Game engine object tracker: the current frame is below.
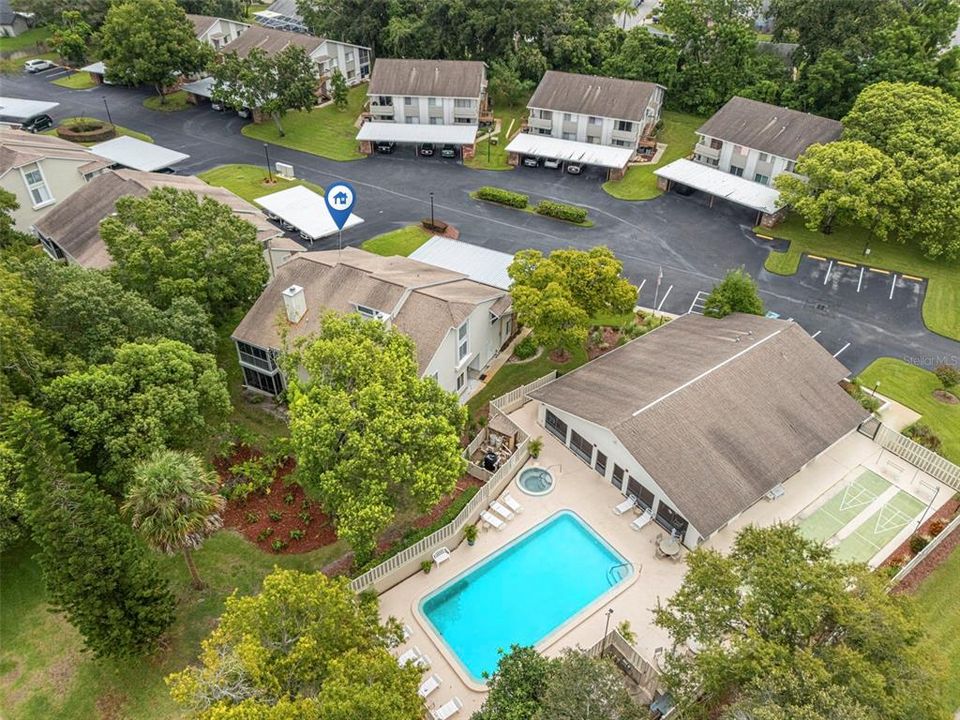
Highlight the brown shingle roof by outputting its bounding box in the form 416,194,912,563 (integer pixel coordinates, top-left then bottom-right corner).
185,13,218,36
232,247,507,373
368,59,486,98
528,70,662,123
33,169,280,269
0,128,105,176
697,96,843,160
220,25,323,58
529,314,868,537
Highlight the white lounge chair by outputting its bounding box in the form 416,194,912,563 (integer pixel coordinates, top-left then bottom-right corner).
397,646,422,666
432,697,463,720
401,623,413,641
613,496,636,515
630,509,653,531
481,511,504,530
433,547,451,566
415,653,431,670
502,493,523,514
419,673,441,698
489,500,514,520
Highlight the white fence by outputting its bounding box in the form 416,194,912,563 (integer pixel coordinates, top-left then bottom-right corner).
491,371,557,414
889,511,960,586
873,423,960,490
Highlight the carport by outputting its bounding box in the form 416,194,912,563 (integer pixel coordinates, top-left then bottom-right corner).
79,61,107,85
0,98,59,127
356,122,478,159
181,77,215,105
90,136,190,173
654,158,785,227
254,185,364,242
504,133,634,180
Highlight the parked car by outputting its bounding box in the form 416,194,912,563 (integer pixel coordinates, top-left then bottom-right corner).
440,144,457,158
566,163,583,175
419,143,435,156
23,59,56,73
154,167,178,175
20,114,54,133
211,100,226,111
674,184,695,196
522,156,540,167
236,107,252,119
376,141,396,153
543,157,560,169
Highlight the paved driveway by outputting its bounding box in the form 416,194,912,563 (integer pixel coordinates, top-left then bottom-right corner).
6,73,959,374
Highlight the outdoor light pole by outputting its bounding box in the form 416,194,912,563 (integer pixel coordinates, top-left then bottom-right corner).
429,191,435,227
263,143,273,183
102,96,114,127
602,608,614,654
872,381,880,398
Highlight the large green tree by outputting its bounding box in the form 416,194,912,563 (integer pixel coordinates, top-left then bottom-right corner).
0,440,24,552
537,649,641,720
167,568,415,718
3,406,175,659
123,450,225,590
43,340,231,492
473,645,554,720
601,26,679,89
0,262,41,402
653,524,943,720
285,313,466,562
212,46,319,137
98,0,214,101
703,268,764,318
100,187,269,314
49,10,93,65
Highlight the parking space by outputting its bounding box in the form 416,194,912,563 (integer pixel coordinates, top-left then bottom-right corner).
797,255,925,315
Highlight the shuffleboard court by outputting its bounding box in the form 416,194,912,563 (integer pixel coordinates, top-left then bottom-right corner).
797,468,891,542
833,489,926,563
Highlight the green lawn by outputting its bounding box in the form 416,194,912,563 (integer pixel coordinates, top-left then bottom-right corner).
242,85,367,161
762,214,960,341
0,27,52,53
198,164,325,205
858,358,960,465
0,534,345,720
0,50,57,74
51,72,96,90
911,541,960,714
602,110,705,200
245,2,271,20
143,90,192,112
43,117,153,145
361,225,432,257
465,102,528,171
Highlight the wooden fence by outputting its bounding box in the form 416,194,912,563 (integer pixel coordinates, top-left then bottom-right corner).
873,423,960,490
586,630,665,706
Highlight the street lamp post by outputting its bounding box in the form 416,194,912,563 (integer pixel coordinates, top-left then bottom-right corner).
601,608,614,655
263,143,273,183
102,96,114,127
429,191,435,228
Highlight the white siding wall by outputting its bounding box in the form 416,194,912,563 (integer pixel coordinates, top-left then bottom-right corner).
527,86,664,147
319,40,372,83
202,18,250,48
423,300,508,398
698,134,793,185
1,158,90,230
535,401,703,547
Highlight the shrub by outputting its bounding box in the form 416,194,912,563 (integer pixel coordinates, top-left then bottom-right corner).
534,199,588,224
421,218,449,233
909,534,929,554
256,527,274,542
289,529,305,540
475,186,528,208
934,363,960,389
529,436,543,459
301,499,312,510
283,492,295,505
421,560,433,574
928,518,947,536
244,511,260,524
268,510,282,522
513,336,538,360
464,524,478,543
271,539,287,553
904,422,943,453
298,510,313,524
844,380,882,414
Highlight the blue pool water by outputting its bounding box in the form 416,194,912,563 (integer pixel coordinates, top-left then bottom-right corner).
420,511,630,681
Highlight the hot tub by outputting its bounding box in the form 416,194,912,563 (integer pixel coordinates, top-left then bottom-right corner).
517,466,555,496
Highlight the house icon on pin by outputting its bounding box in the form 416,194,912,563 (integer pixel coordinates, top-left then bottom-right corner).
332,191,349,206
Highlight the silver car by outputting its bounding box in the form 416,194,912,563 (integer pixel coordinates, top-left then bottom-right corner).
24,58,56,73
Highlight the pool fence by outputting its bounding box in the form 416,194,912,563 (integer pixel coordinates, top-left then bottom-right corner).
586,629,666,708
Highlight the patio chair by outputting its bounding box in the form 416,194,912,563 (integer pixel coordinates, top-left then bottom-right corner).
489,500,514,520
502,493,523,514
415,653,431,670
630,508,653,531
396,646,422,666
418,673,442,699
613,496,636,515
480,511,504,530
401,623,413,641
432,697,464,720
432,547,451,566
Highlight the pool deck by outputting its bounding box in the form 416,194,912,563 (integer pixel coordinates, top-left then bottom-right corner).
377,398,952,716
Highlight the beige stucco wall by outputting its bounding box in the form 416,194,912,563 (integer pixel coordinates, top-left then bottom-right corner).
1,158,89,231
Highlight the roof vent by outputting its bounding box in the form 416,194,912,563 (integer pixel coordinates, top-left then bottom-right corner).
282,284,306,323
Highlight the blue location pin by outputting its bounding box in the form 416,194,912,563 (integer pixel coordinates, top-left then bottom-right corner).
324,181,356,230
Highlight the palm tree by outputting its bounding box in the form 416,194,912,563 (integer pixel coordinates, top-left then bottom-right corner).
123,449,225,590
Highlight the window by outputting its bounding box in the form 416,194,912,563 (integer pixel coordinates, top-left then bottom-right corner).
538,110,552,120
730,166,744,177
347,69,355,79
562,132,576,141
594,450,607,477
611,139,630,147
616,120,633,132
538,127,551,135
428,97,440,107
457,320,469,362
356,304,387,320
626,477,655,511
709,138,722,150
404,96,414,106
545,410,567,442
429,116,442,125
563,112,574,122
454,98,473,108
754,173,769,185
455,116,474,124
456,372,466,391
733,144,747,155
39,234,65,260
586,136,598,144
236,341,276,372
22,163,52,207
655,502,689,536
405,116,419,124
375,96,392,106
588,115,601,125
569,430,592,464
242,366,283,396
611,464,625,490
345,50,354,62
785,160,796,172
758,152,769,163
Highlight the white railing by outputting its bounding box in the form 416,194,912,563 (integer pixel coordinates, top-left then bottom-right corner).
889,511,960,586
873,423,960,490
491,371,557,414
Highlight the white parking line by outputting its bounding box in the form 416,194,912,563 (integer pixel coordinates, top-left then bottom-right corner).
823,259,834,285
637,278,647,295
889,274,898,300
656,284,673,311
811,330,822,339
833,342,851,358
857,266,865,292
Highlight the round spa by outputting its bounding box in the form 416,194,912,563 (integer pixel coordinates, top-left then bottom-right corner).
517,466,555,496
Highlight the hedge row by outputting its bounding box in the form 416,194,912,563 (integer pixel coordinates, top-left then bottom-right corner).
476,186,528,208
535,199,588,224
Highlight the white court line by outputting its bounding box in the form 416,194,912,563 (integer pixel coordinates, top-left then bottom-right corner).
823,260,834,285
811,330,822,338
857,266,865,292
888,274,897,300
656,284,673,311
637,278,647,294
833,342,851,358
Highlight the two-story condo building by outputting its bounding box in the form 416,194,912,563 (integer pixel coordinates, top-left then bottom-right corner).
507,70,665,180
655,96,842,226
186,13,250,50
232,247,513,400
357,59,489,160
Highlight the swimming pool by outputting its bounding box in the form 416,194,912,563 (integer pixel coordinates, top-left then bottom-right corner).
419,510,631,682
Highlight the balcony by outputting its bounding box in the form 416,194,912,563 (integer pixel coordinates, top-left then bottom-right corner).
453,105,476,118
370,102,394,116
694,142,721,160
428,105,444,118
611,128,638,143
585,123,602,138
562,120,578,135
528,116,552,131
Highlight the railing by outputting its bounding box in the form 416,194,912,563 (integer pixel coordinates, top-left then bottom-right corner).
889,511,960,586
527,116,552,130
873,423,960,490
586,630,663,703
693,142,720,160
490,371,557,414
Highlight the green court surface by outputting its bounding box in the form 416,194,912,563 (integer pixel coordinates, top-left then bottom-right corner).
833,489,926,563
798,468,891,542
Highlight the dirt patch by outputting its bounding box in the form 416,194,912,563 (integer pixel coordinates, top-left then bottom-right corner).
932,389,958,405
587,327,622,360
96,690,128,720
549,348,571,363
885,497,960,593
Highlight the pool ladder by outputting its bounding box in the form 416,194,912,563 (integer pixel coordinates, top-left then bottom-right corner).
607,561,635,586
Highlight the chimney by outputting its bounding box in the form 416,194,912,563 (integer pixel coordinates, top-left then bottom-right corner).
282,284,306,323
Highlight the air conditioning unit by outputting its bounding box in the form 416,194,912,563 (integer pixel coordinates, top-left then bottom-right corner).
275,162,294,179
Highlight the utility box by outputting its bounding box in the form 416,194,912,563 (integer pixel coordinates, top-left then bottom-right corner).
275,162,294,179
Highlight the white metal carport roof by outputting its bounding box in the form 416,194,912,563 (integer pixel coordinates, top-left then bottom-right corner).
90,136,190,172
654,158,781,214
0,97,59,120
409,236,514,290
254,185,364,240
181,77,216,98
356,121,478,145
505,132,634,169
80,61,106,74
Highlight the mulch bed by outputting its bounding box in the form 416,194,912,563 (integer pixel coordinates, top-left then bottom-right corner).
587,327,622,361
932,389,958,405
884,496,960,593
